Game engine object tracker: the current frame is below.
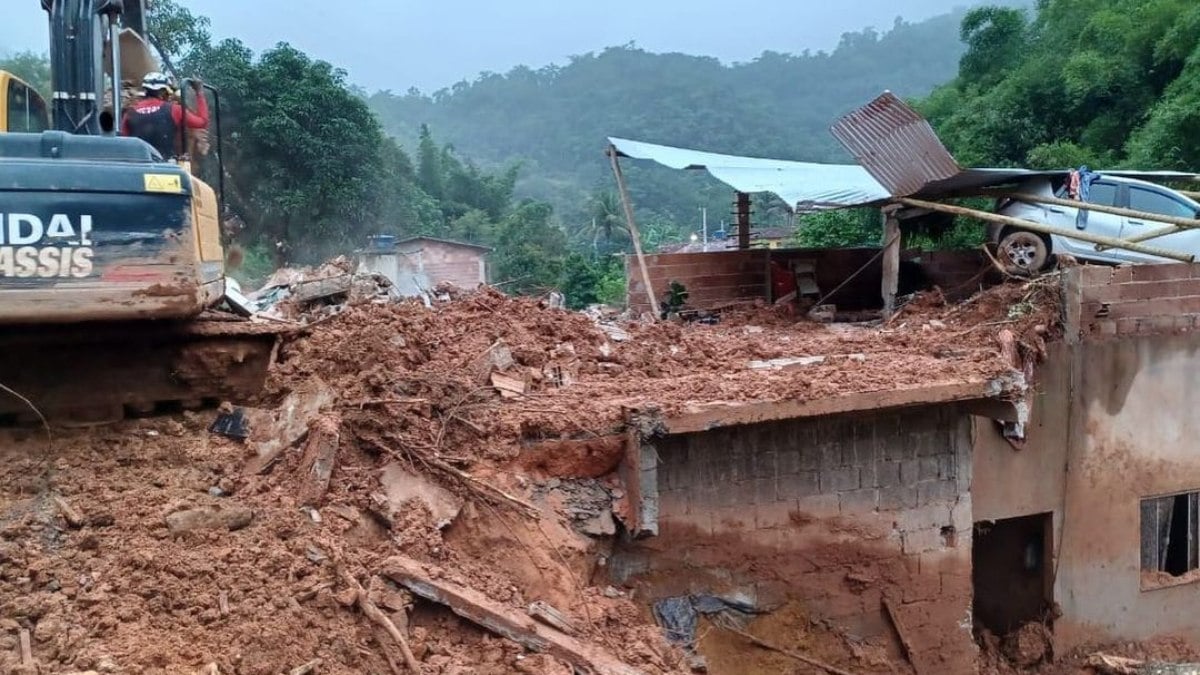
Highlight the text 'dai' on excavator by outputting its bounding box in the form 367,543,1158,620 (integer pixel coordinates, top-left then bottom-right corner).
0,0,280,424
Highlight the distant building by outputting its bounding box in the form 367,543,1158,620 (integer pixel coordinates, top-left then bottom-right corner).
660,226,794,254
359,235,491,296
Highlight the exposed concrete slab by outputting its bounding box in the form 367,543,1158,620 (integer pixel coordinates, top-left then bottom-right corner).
662,378,1021,434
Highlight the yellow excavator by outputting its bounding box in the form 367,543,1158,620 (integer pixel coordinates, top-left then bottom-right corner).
0,0,278,423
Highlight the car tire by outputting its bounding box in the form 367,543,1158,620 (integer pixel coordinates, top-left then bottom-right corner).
997,229,1051,275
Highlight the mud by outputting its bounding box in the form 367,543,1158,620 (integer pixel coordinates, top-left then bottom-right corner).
0,277,1067,673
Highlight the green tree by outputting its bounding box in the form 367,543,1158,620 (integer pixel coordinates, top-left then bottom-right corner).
491,200,568,294
416,124,443,200
147,0,212,63
0,51,50,95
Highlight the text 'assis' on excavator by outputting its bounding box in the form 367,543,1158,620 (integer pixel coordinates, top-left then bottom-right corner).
0,0,280,424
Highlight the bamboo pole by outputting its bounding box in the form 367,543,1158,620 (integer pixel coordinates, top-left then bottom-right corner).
1097,223,1180,249
898,197,1194,263
608,146,661,318
998,191,1200,230
1181,190,1200,200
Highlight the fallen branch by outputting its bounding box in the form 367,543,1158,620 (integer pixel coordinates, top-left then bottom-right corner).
426,454,540,519
289,659,322,675
1087,653,1200,675
364,434,540,520
337,566,421,673
377,628,405,675
52,495,84,528
713,616,853,675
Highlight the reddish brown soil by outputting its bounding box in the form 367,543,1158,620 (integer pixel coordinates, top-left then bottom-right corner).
0,278,1064,673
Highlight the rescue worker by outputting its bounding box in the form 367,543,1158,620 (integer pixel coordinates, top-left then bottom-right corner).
120,72,208,159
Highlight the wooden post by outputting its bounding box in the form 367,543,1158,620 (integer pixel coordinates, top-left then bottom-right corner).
881,208,901,318
899,197,1194,262
608,146,660,318
736,192,752,250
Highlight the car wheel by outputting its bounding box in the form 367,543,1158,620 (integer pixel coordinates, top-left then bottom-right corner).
998,230,1050,275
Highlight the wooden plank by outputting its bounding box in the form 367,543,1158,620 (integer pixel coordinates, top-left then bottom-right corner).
882,211,901,318
608,147,660,318
383,556,643,675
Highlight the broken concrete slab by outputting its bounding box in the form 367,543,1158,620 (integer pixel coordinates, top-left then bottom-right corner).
472,340,516,383
382,556,643,675
379,462,462,530
291,275,353,304
245,378,336,474
165,506,254,535
579,510,616,537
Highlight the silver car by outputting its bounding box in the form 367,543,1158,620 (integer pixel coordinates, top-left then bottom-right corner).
991,176,1200,273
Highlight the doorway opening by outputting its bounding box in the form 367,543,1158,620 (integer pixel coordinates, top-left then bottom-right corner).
973,513,1053,634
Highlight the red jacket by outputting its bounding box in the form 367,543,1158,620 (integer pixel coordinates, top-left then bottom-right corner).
120,94,209,136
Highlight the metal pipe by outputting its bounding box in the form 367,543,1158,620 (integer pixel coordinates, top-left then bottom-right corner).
898,197,1195,263
203,83,226,219
109,13,121,134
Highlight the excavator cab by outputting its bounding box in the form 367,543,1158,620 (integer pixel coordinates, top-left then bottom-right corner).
0,1,274,423
0,72,51,133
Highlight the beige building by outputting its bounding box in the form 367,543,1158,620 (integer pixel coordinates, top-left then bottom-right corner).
359,236,490,296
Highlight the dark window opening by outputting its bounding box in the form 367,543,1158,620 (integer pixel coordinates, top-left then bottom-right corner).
973,513,1053,635
1140,492,1199,587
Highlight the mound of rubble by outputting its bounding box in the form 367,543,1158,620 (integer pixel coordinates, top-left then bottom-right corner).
0,276,1062,674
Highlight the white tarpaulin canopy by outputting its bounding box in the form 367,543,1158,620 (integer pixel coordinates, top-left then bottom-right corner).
608,136,891,212
608,135,1200,213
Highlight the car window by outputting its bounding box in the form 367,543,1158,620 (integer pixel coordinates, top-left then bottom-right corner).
1087,182,1119,207
1129,187,1196,219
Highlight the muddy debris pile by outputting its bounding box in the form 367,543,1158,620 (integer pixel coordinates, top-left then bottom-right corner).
0,276,1063,674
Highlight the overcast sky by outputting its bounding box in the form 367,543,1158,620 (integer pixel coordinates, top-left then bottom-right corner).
1,0,968,93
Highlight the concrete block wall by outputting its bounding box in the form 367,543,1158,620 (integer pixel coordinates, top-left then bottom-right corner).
1069,263,1200,340
622,404,976,673
625,248,989,315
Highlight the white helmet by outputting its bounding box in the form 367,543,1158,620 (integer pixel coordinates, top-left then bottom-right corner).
142,71,172,93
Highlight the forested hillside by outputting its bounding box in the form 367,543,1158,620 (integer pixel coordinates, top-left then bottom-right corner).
922,0,1200,171
369,12,972,227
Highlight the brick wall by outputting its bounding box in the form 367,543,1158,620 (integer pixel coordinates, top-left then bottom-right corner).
615,405,975,672
1068,263,1200,340
625,248,989,314
396,240,487,289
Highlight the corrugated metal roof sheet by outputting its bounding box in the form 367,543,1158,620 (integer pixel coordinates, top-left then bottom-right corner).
829,91,960,197
607,137,891,212
609,92,1200,212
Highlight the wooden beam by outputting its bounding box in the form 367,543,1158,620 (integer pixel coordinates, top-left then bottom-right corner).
898,197,1194,263
881,210,901,318
383,556,642,675
607,146,660,318
1000,191,1200,230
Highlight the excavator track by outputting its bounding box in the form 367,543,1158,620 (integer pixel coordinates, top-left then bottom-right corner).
0,315,284,425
